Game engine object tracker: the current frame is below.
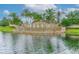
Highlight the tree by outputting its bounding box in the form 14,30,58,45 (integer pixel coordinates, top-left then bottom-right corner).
9,12,22,25
21,9,33,18
67,10,79,19
43,8,56,23
22,8,56,23
0,17,9,26
61,18,72,26
22,9,42,22
31,12,42,22
61,10,79,26
21,9,33,23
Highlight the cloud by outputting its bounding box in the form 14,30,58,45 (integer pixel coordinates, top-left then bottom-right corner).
24,4,57,12
64,8,79,14
67,8,79,11
3,10,10,15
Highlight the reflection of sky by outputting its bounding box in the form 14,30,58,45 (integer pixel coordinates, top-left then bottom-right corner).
0,4,79,23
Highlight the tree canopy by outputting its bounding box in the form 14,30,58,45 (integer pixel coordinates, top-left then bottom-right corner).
0,17,10,26
8,12,23,25
22,8,56,23
61,10,79,26
42,8,56,23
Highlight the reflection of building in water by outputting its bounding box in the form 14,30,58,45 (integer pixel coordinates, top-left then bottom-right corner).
32,36,53,53
12,34,53,54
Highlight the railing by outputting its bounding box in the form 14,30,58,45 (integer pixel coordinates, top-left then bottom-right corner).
13,24,62,35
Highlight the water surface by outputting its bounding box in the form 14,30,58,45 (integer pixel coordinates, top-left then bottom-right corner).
0,32,79,54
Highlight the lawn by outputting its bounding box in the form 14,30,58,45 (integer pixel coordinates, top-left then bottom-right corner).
66,28,79,35
0,26,15,32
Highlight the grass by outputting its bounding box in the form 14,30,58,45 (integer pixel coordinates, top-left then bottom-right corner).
66,28,79,35
64,28,79,50
0,26,15,32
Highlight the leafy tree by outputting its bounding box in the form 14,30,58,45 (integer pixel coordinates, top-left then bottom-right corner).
61,18,72,26
21,9,33,23
61,10,79,26
31,12,42,22
22,9,42,22
67,10,79,19
22,8,56,23
0,17,9,26
43,8,56,23
21,9,33,17
9,12,22,25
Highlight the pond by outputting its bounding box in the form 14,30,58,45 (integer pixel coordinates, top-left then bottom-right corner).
0,32,79,54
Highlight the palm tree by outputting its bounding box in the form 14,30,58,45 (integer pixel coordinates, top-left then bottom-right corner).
67,10,79,19
9,12,22,25
43,8,56,23
65,10,79,25
57,9,66,23
21,9,32,17
31,12,42,22
22,8,57,24
57,10,61,23
22,9,42,22
21,9,33,24
0,17,10,26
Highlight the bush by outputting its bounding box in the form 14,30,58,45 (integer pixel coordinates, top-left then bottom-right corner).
61,18,71,26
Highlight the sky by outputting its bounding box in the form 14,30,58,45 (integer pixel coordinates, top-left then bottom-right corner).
0,4,79,20
56,4,79,9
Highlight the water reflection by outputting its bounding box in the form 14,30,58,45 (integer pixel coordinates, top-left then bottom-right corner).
63,35,79,53
0,32,79,54
0,32,55,54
